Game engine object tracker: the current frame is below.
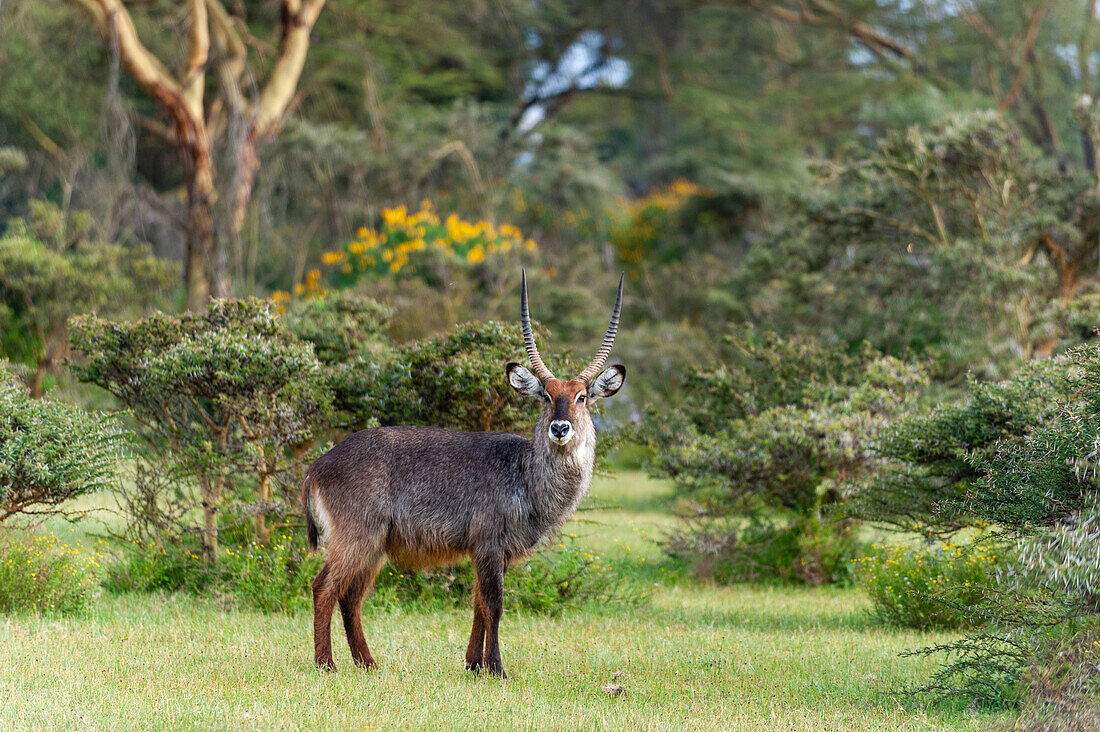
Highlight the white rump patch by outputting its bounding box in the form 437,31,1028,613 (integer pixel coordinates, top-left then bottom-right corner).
311,491,333,545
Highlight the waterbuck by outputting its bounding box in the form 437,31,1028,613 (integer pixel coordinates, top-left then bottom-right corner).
302,271,625,677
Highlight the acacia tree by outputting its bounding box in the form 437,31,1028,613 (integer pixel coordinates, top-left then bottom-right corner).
70,299,332,560
61,0,328,310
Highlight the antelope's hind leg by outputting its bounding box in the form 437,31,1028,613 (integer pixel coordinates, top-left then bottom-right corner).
312,562,339,671
465,582,486,672
340,555,384,669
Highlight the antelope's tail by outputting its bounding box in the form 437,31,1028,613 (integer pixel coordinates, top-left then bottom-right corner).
302,474,319,553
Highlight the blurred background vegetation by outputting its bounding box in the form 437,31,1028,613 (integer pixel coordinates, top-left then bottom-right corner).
5,0,1100,721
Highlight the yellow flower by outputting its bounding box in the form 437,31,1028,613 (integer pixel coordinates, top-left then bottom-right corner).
467,245,485,263
321,251,346,265
381,249,394,263
525,238,538,251
382,205,407,225
357,226,369,238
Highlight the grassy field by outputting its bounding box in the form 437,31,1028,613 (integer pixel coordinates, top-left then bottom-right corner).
0,472,1003,730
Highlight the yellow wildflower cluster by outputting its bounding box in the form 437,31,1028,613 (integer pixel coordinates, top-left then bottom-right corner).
335,201,536,278
0,533,102,612
612,178,709,273
277,200,537,304
854,539,1002,629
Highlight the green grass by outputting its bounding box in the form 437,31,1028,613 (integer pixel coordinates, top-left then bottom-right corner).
0,473,1003,730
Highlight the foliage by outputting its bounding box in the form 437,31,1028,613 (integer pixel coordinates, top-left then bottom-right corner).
854,540,1003,630
665,515,865,586
280,292,392,365
342,319,584,434
371,534,643,615
611,179,761,276
736,112,1090,379
863,343,1100,708
0,201,174,395
69,299,333,560
850,356,1075,538
0,365,124,522
645,330,926,583
1011,623,1100,730
287,202,540,299
0,531,101,614
105,532,639,616
1015,494,1100,613
104,533,324,615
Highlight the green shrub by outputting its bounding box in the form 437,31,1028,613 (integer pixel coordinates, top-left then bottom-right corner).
106,533,640,616
372,537,642,615
666,517,865,586
70,299,333,561
104,534,323,614
1012,622,1100,729
0,200,173,396
855,540,1003,630
850,356,1075,538
0,367,125,522
226,534,326,613
0,531,100,614
645,331,925,584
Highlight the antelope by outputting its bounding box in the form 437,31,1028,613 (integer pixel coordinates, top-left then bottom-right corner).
302,271,625,678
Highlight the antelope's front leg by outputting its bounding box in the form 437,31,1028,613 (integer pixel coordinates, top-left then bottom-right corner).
475,554,507,679
465,582,486,672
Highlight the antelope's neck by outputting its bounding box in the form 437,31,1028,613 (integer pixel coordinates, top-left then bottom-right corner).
525,420,597,532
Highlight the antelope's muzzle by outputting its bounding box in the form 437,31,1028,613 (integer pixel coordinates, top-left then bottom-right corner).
549,420,574,445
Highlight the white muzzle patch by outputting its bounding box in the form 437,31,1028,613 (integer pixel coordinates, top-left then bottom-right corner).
548,420,574,445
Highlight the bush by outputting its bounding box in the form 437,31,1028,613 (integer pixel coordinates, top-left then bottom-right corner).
104,533,324,614
0,531,100,614
850,356,1076,538
1012,623,1100,729
0,200,174,396
285,201,539,298
341,319,584,433
372,535,643,614
855,539,1003,630
645,331,925,583
70,299,333,560
0,366,125,522
106,532,641,616
665,517,865,586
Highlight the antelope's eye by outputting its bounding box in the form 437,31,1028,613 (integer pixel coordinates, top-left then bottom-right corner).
577,393,587,403
542,392,551,403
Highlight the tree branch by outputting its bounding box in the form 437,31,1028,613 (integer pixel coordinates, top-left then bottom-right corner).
997,5,1048,112
733,0,915,64
182,0,210,115
62,0,186,117
254,0,327,137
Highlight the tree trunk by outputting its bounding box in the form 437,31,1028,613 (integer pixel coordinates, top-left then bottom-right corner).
185,146,217,311
201,476,222,565
254,471,272,543
30,359,48,399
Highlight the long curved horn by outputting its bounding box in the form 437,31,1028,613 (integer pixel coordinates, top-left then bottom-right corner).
520,269,556,381
576,273,624,384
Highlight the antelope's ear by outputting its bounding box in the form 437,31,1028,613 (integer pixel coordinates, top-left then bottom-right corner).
506,362,543,397
589,364,625,399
